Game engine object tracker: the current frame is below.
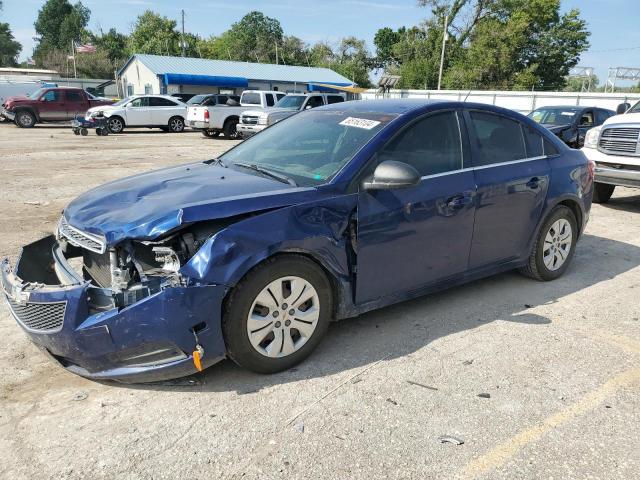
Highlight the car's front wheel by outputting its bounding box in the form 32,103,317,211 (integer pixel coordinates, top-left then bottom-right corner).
107,116,124,134
223,256,332,373
592,183,615,204
520,205,578,281
16,110,36,128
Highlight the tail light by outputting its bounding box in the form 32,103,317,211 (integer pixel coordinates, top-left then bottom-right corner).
587,159,595,181
204,109,209,121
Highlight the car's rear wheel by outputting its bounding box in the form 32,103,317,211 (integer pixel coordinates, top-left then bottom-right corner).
223,118,239,139
16,110,36,128
202,129,220,138
107,116,124,134
223,256,332,373
520,205,578,281
592,183,615,204
168,116,185,133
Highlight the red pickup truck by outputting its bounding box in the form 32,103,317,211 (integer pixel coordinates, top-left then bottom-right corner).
1,87,115,128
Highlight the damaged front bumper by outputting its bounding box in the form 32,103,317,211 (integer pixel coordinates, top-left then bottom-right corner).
1,108,15,121
1,235,227,383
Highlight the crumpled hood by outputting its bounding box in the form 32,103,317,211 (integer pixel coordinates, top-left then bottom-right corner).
64,162,321,245
3,95,29,106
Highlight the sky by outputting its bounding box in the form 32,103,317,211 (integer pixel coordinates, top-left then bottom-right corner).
3,0,639,87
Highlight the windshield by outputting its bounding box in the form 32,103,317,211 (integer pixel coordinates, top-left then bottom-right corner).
112,97,131,107
628,101,640,113
241,92,261,105
528,108,579,125
187,94,208,105
28,88,46,99
220,110,396,187
275,96,305,109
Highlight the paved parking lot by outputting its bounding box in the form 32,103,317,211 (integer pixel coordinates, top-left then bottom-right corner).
0,124,639,480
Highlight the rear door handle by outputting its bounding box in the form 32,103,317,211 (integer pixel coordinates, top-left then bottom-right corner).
526,177,540,189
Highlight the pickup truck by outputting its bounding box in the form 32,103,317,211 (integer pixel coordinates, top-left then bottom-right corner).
186,90,285,139
582,100,640,202
237,92,346,137
1,87,115,128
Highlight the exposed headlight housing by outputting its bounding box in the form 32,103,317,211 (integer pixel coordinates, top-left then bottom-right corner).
257,115,268,125
584,126,601,149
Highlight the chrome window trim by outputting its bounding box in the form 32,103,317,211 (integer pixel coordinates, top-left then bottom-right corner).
419,155,548,180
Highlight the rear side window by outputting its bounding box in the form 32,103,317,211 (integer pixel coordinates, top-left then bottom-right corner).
377,111,463,177
595,109,611,125
327,95,345,104
266,94,275,107
544,139,560,156
522,124,544,158
468,111,526,166
65,91,83,102
150,97,179,107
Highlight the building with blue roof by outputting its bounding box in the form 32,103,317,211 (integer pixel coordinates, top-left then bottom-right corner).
117,54,354,97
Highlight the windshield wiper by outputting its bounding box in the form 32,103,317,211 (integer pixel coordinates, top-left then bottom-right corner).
233,162,297,186
204,157,226,167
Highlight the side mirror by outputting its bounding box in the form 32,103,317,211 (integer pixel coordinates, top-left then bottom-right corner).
305,104,313,110
362,161,421,191
616,103,630,114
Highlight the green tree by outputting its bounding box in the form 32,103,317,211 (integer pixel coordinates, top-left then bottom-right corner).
0,2,22,66
225,11,283,63
93,28,128,63
373,27,401,68
33,0,90,61
128,10,181,56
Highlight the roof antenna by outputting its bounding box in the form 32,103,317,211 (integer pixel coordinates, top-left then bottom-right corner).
463,90,471,102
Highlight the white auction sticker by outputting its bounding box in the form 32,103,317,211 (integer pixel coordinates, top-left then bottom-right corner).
339,117,381,130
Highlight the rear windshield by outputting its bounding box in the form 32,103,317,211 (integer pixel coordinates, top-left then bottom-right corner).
241,92,261,105
187,95,209,105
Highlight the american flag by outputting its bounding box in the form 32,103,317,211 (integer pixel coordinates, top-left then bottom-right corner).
74,41,97,53
26,58,36,66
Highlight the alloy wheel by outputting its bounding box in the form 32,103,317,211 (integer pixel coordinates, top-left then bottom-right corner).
108,117,123,133
18,113,34,127
543,219,573,271
170,117,184,132
246,276,320,358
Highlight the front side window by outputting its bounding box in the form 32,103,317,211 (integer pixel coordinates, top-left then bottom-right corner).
41,90,60,102
468,111,526,166
220,110,395,186
129,97,148,108
266,94,275,107
306,96,324,109
579,111,594,127
376,111,463,177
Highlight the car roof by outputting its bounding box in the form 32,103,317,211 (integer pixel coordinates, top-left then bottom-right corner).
320,99,449,115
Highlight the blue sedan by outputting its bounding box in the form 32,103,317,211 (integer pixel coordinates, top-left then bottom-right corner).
1,100,594,382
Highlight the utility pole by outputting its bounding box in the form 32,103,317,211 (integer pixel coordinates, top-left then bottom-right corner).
275,42,278,65
437,14,449,90
181,9,186,57
71,39,77,79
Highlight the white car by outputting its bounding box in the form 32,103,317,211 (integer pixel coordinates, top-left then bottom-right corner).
86,95,188,134
581,100,640,202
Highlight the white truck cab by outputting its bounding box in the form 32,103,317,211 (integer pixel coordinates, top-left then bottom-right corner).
582,100,640,202
187,90,285,139
237,92,346,137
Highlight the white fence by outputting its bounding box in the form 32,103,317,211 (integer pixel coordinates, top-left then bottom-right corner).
362,89,640,114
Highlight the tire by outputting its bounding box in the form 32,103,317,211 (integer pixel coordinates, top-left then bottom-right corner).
80,128,88,136
592,183,615,204
223,255,333,374
519,205,578,281
168,116,184,133
202,129,220,138
223,117,239,139
107,116,124,134
16,110,36,128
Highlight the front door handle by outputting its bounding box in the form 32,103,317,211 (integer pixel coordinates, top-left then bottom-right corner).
526,177,540,189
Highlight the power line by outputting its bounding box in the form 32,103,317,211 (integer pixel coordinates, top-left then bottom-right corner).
587,45,640,53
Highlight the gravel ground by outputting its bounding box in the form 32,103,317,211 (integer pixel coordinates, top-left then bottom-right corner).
0,124,639,480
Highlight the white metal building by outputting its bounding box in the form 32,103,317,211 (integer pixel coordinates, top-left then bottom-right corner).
117,54,354,97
